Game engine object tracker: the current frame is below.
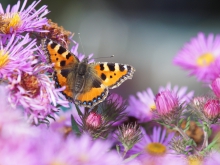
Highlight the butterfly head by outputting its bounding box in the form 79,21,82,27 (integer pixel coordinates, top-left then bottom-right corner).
81,57,90,63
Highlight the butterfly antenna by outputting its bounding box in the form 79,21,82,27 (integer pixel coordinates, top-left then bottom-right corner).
93,55,114,60
78,33,86,55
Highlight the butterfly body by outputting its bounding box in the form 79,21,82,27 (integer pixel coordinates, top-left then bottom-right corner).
42,39,135,108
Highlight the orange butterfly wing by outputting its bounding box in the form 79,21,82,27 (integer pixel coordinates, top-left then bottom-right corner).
42,39,78,100
42,39,136,108
74,62,135,107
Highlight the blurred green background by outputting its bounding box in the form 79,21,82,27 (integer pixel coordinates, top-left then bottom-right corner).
2,0,220,99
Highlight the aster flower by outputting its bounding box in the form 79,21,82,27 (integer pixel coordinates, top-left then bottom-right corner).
38,132,123,165
169,136,193,155
211,77,220,98
204,151,220,165
203,99,220,122
0,84,36,137
116,123,142,156
8,63,69,124
0,34,37,83
78,93,127,139
40,19,72,47
127,127,174,164
155,90,179,116
159,83,194,105
189,97,220,124
0,0,49,35
49,105,85,136
0,135,40,165
173,32,220,82
126,83,193,123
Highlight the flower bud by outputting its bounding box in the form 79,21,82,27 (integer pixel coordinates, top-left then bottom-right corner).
204,99,220,120
86,112,102,130
116,123,142,151
155,90,179,115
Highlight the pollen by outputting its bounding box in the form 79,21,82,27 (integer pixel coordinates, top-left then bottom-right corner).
145,142,166,156
150,103,156,111
0,50,9,68
196,53,215,67
50,161,66,165
20,72,40,98
187,155,203,165
0,13,21,34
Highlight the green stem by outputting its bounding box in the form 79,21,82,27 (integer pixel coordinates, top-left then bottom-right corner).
173,126,200,155
200,126,208,151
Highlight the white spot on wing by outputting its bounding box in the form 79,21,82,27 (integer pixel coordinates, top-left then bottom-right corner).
115,63,119,71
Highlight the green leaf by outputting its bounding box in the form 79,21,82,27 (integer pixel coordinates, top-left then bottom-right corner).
75,104,83,116
156,120,173,129
71,114,81,135
185,139,197,147
205,133,220,152
195,121,203,127
123,153,140,163
178,118,184,126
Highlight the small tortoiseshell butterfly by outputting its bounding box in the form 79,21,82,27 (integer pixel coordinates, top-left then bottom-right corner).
42,39,135,108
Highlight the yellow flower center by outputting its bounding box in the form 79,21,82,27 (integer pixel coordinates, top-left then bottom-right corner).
0,13,21,34
77,154,89,163
145,142,167,156
196,53,215,67
150,103,156,111
187,155,203,165
0,50,9,68
50,161,66,165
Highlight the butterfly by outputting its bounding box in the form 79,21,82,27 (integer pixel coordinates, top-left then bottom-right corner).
42,39,135,108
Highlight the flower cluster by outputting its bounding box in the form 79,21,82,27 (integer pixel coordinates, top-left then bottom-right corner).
2,1,220,165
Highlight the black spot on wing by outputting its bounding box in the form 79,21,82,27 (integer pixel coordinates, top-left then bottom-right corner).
58,46,66,54
101,73,106,81
127,65,131,71
107,63,115,71
92,79,101,88
100,64,104,71
50,42,57,49
60,60,66,66
119,64,125,71
60,69,70,78
66,53,72,59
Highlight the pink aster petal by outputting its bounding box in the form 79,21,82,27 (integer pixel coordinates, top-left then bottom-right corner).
173,32,220,82
0,0,49,34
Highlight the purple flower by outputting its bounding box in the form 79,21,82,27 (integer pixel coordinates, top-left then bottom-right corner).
38,132,123,165
126,88,156,122
8,63,69,124
203,99,220,120
128,127,174,164
204,151,220,164
0,0,49,34
0,84,35,137
0,34,37,83
86,112,103,129
211,77,220,98
159,83,194,105
155,90,179,116
49,105,85,135
126,83,193,123
173,32,220,82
